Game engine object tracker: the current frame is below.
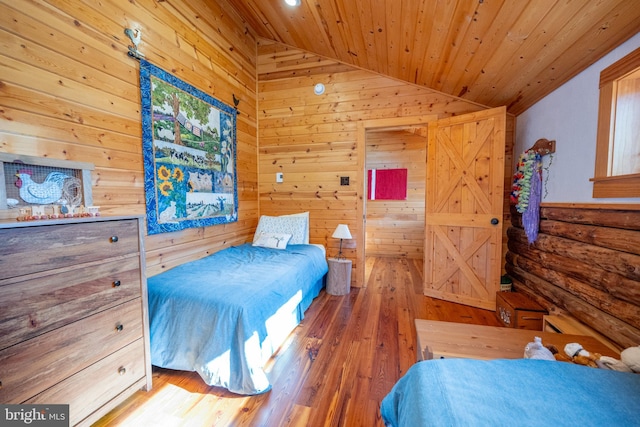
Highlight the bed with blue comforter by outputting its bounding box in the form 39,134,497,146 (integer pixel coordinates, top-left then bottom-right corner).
381,358,640,426
147,243,328,395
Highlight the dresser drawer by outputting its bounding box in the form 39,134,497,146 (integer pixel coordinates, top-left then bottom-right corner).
0,257,142,350
26,339,146,426
0,219,140,280
0,299,143,403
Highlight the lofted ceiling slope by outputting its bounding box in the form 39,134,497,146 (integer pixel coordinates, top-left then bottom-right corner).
223,0,640,115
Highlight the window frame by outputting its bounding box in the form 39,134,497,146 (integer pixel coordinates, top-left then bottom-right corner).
592,46,640,198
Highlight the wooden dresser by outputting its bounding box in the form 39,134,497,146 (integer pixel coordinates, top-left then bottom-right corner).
0,216,151,426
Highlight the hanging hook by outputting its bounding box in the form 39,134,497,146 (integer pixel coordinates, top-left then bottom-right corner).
232,94,240,115
528,138,555,155
124,28,145,60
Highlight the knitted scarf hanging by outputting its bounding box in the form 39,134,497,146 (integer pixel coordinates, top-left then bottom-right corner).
510,150,543,244
522,162,542,243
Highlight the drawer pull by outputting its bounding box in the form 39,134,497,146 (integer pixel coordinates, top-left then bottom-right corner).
118,367,126,376
113,280,121,287
115,323,124,332
110,236,119,243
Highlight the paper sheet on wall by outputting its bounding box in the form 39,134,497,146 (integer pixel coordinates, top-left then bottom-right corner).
367,168,407,200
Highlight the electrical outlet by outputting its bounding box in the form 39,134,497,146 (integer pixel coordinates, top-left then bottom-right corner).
340,176,349,186
276,172,284,183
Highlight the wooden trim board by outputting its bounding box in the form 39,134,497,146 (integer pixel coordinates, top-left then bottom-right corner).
415,319,619,362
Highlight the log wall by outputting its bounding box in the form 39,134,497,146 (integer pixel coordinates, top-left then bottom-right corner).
0,0,259,277
506,204,640,349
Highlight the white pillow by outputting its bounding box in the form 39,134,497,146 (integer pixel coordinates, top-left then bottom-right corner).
252,232,292,250
253,215,307,245
280,211,309,244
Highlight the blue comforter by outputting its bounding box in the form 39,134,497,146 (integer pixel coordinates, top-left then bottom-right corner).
147,243,327,395
381,358,640,427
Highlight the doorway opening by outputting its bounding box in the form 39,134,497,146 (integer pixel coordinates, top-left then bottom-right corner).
364,127,428,260
356,115,436,288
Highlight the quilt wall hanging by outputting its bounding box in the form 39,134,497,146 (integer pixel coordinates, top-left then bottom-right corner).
139,59,238,234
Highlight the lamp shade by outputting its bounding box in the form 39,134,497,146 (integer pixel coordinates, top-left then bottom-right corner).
332,224,352,240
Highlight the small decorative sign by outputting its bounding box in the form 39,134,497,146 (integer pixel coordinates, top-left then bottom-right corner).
1,404,69,426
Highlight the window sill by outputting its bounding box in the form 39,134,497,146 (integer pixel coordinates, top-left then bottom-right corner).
591,174,640,198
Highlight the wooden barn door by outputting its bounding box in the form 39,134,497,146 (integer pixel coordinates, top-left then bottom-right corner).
424,107,506,310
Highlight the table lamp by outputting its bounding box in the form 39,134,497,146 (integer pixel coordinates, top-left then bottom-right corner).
332,224,352,259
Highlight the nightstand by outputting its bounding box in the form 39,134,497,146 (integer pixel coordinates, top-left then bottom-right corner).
326,258,351,295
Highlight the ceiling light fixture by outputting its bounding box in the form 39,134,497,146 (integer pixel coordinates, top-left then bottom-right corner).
284,0,301,6
313,83,325,95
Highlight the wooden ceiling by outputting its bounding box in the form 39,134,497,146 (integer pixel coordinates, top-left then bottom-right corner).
223,0,640,115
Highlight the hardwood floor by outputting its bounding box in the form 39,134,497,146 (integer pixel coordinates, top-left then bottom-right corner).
94,257,501,427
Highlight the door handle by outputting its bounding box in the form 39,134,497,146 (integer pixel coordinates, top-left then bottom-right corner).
491,218,499,225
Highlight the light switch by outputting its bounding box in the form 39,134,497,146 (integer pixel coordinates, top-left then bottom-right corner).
276,172,284,183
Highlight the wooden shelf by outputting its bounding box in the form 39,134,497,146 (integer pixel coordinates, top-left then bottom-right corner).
543,314,622,353
415,319,619,362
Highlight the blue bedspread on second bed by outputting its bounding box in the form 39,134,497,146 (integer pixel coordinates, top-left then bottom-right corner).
381,358,640,427
147,243,328,395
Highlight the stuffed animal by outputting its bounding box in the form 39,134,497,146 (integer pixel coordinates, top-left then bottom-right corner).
598,345,640,373
597,356,633,372
524,337,556,361
621,346,640,372
564,343,601,368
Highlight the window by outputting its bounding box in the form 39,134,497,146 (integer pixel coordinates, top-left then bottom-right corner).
592,46,640,198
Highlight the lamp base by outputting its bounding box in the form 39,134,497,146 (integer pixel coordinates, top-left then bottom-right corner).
336,239,345,260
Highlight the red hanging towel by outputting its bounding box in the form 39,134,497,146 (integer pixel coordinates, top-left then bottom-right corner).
367,168,407,200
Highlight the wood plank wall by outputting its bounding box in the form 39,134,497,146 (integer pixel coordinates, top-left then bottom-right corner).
365,129,427,259
506,204,640,349
1,2,515,287
0,0,258,277
257,39,515,286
